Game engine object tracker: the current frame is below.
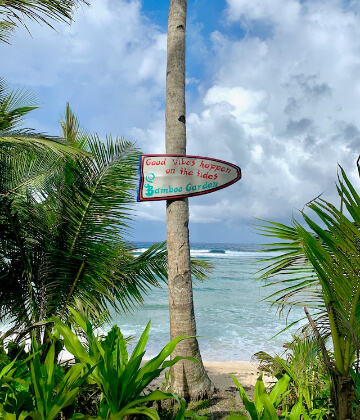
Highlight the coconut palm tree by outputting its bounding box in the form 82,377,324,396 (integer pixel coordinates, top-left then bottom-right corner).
256,163,360,420
0,100,170,343
165,0,214,399
0,0,89,43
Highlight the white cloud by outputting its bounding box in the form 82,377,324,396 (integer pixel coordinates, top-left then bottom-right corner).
129,116,165,154
2,0,360,241
226,0,300,27
203,85,269,128
135,201,165,222
1,0,167,137
82,0,114,27
183,0,360,227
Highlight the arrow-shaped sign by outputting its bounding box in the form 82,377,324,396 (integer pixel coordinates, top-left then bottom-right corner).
137,154,241,201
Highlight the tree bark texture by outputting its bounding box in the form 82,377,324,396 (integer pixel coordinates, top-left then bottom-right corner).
165,0,214,400
331,371,355,420
305,308,355,419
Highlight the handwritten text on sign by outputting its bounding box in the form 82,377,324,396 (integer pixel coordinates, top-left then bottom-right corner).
137,155,241,201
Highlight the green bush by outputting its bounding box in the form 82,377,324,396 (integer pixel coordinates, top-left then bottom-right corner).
254,335,331,419
52,308,198,419
229,373,291,420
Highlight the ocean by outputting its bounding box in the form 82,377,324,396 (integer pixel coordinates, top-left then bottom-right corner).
108,242,304,362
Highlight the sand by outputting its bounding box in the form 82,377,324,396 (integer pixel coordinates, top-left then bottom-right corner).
147,360,275,395
203,361,272,390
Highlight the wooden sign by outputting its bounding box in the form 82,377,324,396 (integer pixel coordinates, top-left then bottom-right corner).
137,154,241,201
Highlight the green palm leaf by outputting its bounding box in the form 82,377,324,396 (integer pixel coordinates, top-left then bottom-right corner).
255,219,322,318
255,164,360,418
1,103,170,338
1,102,211,346
0,0,90,43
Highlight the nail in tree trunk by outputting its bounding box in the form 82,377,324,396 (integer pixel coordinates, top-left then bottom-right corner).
165,0,214,400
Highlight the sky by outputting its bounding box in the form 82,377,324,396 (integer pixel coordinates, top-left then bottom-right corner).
2,0,359,243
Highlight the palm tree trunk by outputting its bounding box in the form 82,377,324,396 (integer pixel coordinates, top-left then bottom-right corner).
165,0,214,400
331,371,355,420
305,309,355,419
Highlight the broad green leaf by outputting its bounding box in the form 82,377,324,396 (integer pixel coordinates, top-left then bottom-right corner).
118,352,145,403
48,387,79,420
30,361,44,415
138,334,187,381
24,412,42,420
124,389,175,410
289,399,302,420
174,398,187,420
254,376,265,416
129,320,150,361
18,412,31,420
231,374,258,420
52,318,91,362
68,306,89,333
115,406,159,420
61,363,84,387
2,413,16,420
162,355,200,369
44,342,55,388
0,358,18,378
258,389,279,420
268,373,290,406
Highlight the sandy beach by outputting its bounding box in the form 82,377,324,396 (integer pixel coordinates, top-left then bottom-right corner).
203,361,273,390
147,360,274,396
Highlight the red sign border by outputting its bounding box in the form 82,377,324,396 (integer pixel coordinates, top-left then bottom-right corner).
137,154,241,202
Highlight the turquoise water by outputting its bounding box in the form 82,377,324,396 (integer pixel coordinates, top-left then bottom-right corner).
108,243,304,362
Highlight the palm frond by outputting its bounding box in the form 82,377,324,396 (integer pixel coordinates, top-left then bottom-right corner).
0,78,39,130
255,165,360,375
0,20,15,43
0,133,88,157
59,102,88,146
190,257,213,282
24,124,159,321
1,102,213,343
254,219,321,317
0,0,90,42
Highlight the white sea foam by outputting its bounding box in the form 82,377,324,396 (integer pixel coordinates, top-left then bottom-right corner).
190,250,280,258
134,248,150,253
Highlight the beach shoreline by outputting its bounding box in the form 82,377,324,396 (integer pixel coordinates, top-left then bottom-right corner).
203,360,271,390
147,360,274,394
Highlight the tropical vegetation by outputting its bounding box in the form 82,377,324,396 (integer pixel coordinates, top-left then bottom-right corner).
230,372,291,420
1,98,173,342
0,308,197,420
255,161,360,419
0,0,89,43
52,308,198,419
0,77,214,418
0,0,218,405
2,0,360,417
251,334,331,419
